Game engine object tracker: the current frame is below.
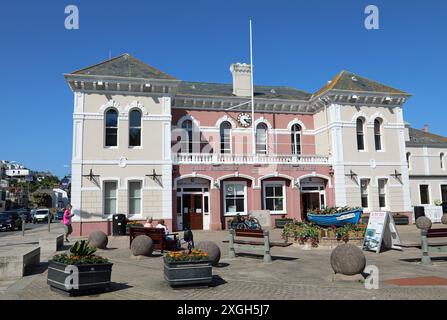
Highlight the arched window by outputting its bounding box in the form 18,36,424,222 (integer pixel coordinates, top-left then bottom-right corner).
406,152,411,169
220,121,232,154
181,120,193,153
256,123,268,154
374,118,382,151
356,118,365,151
441,153,445,169
291,124,302,155
129,110,141,147
105,109,118,147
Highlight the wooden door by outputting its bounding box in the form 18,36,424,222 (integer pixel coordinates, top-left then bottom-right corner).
302,193,320,219
190,194,203,230
182,194,191,230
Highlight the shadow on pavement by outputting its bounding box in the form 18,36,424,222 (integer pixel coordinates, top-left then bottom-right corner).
235,252,298,261
399,256,447,263
210,275,227,287
214,262,230,268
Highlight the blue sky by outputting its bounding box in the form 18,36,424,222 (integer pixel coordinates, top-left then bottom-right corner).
0,0,446,177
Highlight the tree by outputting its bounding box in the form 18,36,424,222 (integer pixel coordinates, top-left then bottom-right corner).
33,193,53,208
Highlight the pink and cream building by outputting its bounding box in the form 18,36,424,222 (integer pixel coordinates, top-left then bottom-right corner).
65,54,418,236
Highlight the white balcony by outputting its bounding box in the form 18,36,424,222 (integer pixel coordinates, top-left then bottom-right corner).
173,153,331,165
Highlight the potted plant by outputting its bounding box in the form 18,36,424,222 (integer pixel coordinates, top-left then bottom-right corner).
275,215,294,229
164,249,212,287
47,240,113,296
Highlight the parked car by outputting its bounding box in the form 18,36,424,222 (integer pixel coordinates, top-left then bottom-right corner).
17,208,31,223
0,211,23,231
33,208,53,224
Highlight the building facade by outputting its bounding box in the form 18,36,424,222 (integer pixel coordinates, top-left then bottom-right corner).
65,54,442,236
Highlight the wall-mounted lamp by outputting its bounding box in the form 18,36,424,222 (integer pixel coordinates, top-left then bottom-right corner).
213,181,220,189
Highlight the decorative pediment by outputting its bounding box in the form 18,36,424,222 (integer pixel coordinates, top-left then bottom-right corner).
125,101,148,115
99,100,122,113
287,118,306,131
215,115,237,129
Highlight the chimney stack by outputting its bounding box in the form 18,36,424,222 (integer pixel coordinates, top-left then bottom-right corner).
230,63,252,97
423,124,429,133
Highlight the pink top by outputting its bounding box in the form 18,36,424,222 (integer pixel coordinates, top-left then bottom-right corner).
63,209,72,225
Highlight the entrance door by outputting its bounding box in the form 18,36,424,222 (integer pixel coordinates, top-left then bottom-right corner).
302,193,320,220
182,194,203,230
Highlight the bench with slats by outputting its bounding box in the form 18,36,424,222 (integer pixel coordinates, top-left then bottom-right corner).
129,227,179,253
228,229,291,262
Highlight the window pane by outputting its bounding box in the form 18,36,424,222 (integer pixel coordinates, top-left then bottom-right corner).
129,128,141,146
361,196,368,208
226,199,236,212
265,198,274,210
129,182,141,198
129,110,141,127
357,134,364,150
379,196,386,208
378,179,386,194
106,128,117,146
204,196,209,213
106,110,118,127
177,197,181,214
129,198,140,215
226,185,234,196
265,186,274,197
235,184,244,195
235,199,245,212
275,186,283,196
104,182,117,198
375,134,382,151
441,185,447,203
105,199,116,215
420,185,429,204
274,198,283,211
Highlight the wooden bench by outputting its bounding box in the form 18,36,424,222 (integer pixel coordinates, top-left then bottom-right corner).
228,229,291,263
129,227,179,253
420,228,447,265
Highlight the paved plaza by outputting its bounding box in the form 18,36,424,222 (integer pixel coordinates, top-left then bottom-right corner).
1,224,447,300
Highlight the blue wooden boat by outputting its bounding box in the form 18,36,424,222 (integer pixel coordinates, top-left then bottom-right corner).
307,209,362,227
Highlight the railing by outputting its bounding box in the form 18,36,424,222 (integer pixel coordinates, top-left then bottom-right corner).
173,153,331,165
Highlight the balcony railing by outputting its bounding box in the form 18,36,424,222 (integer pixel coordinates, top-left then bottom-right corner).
173,153,331,165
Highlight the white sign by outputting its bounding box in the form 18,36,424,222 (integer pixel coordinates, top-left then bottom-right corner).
363,212,401,253
336,213,356,221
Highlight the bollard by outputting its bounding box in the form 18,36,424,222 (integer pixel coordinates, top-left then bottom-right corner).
48,213,51,233
22,218,25,237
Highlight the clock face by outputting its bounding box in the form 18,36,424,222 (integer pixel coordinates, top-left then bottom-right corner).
237,113,252,127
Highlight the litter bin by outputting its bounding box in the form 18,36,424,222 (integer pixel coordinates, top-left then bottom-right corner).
414,206,425,221
112,214,127,236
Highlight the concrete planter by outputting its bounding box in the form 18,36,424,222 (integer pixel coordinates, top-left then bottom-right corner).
47,260,113,296
163,257,212,287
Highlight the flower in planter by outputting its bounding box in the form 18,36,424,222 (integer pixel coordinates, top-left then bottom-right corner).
165,249,209,262
53,240,109,265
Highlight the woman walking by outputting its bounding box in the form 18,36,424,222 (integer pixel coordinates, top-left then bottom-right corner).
63,204,75,242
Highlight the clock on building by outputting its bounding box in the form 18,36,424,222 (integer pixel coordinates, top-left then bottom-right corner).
237,113,252,127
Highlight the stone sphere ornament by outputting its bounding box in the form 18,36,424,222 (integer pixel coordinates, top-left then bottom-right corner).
416,216,432,230
131,235,153,256
330,244,366,276
195,241,221,266
88,231,108,249
441,214,447,225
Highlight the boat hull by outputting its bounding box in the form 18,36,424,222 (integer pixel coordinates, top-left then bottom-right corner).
307,209,362,227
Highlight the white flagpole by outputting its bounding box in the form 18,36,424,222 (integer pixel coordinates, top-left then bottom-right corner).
250,18,256,156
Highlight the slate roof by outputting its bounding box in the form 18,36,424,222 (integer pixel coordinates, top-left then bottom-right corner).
314,70,409,96
178,81,312,101
408,127,447,146
69,54,177,80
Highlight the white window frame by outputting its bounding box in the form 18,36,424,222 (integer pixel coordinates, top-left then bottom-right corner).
223,181,247,216
440,152,445,170
356,118,366,152
263,181,287,214
359,178,370,211
128,109,142,148
418,184,431,205
377,178,388,210
256,123,268,155
104,108,119,148
219,121,232,154
103,180,118,218
374,118,383,152
128,180,143,217
291,124,302,155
